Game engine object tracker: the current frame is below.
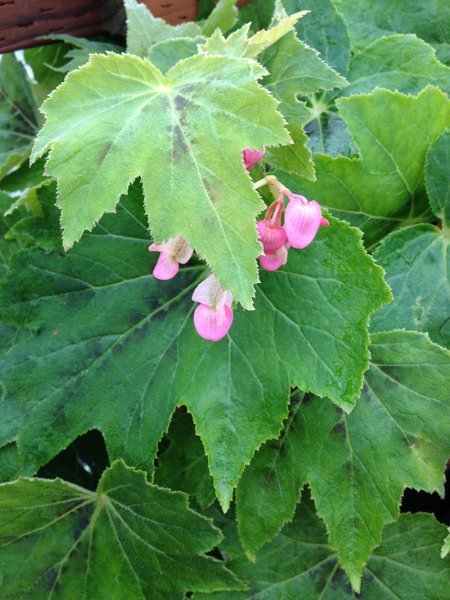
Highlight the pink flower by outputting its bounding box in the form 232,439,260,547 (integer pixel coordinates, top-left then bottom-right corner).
284,195,329,249
243,147,266,171
257,218,286,254
148,235,193,280
192,274,234,342
259,244,288,271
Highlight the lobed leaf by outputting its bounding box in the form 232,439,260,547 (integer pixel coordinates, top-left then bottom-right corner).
0,195,389,510
0,460,240,598
236,330,450,589
31,51,291,307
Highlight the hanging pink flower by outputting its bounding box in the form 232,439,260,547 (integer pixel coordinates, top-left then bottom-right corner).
243,147,266,171
259,244,288,271
284,194,329,249
256,197,286,254
192,274,234,342
148,235,193,280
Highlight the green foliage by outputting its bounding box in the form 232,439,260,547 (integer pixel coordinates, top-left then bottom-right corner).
372,225,449,347
31,52,290,307
335,0,450,64
0,200,388,511
284,0,351,75
0,0,449,595
0,460,240,598
283,86,450,247
425,130,450,228
236,330,450,589
0,55,38,179
198,498,450,599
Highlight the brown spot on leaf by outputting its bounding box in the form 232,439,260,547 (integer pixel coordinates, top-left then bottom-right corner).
98,142,113,165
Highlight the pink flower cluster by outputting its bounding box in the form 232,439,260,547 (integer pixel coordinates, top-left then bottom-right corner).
257,191,329,272
148,148,329,342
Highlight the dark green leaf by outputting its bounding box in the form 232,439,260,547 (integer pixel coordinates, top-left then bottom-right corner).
0,460,240,598
425,129,450,227
371,225,449,347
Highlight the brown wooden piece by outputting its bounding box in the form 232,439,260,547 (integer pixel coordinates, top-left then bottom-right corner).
0,0,251,54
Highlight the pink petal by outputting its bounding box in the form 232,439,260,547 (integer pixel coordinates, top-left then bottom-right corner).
152,252,180,280
284,199,323,249
256,220,287,254
148,243,164,252
243,148,266,171
192,273,229,308
259,245,288,271
321,216,330,226
193,304,234,342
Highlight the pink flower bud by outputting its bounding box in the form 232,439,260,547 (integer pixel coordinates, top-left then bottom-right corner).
193,303,234,342
149,235,193,280
284,199,325,249
256,219,287,254
259,244,288,272
243,147,266,171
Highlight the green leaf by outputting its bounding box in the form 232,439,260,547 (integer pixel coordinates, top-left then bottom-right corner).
343,34,450,96
42,34,123,73
0,460,240,598
234,0,275,32
23,43,69,107
335,0,450,65
31,52,290,308
125,0,201,56
6,183,62,253
148,37,205,72
282,86,450,247
442,530,450,559
0,198,389,510
202,0,239,37
246,10,308,58
0,156,49,217
198,501,450,599
236,329,450,589
261,22,346,176
371,225,449,347
155,412,215,509
0,54,38,179
0,442,20,483
425,129,450,227
284,0,351,75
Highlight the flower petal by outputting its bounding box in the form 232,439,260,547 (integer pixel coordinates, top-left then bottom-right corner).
259,245,288,271
243,148,266,171
256,220,287,254
284,199,323,249
192,273,229,308
152,252,180,280
193,304,234,342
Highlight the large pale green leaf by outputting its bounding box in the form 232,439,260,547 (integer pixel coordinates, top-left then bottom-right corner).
371,225,449,347
125,0,201,56
0,55,38,179
425,129,450,228
0,460,240,598
335,0,450,64
147,37,205,72
236,330,450,590
284,0,351,75
283,86,450,247
198,501,450,599
343,34,450,96
31,52,290,308
0,191,389,510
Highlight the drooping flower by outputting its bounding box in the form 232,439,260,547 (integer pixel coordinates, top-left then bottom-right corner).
259,244,288,272
256,197,286,254
284,194,329,249
148,235,193,280
192,274,233,341
243,147,266,171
